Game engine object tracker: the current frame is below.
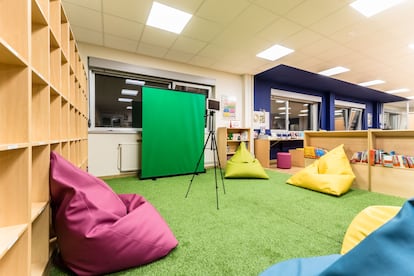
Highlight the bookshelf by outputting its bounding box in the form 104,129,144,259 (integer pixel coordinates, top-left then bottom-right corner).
304,131,370,190
217,127,251,168
0,0,88,275
369,130,414,198
303,130,414,198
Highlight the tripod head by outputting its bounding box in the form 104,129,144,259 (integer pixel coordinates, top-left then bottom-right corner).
206,110,216,132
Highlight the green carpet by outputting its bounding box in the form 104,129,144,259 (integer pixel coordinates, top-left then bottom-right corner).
50,169,405,275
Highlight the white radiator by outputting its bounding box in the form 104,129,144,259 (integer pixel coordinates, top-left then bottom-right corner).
118,143,139,172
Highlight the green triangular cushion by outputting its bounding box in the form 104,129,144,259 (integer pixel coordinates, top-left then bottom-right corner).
224,142,269,179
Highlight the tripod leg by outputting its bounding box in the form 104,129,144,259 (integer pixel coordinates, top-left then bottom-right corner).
212,141,219,210
185,131,212,198
212,132,226,194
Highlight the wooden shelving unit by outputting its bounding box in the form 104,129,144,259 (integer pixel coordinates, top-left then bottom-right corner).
304,130,414,198
304,131,370,190
369,130,414,198
0,0,88,274
217,127,251,168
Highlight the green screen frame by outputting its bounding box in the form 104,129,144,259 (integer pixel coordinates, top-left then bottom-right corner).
140,87,206,179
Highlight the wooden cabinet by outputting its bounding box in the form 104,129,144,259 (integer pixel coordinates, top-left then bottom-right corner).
0,0,88,275
217,127,251,168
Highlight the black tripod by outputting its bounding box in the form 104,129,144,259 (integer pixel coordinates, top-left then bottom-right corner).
185,110,225,210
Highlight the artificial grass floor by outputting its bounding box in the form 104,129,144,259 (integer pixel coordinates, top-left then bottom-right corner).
50,168,405,275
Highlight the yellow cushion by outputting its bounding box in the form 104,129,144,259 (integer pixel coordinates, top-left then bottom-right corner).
318,144,354,175
341,205,401,254
286,144,355,196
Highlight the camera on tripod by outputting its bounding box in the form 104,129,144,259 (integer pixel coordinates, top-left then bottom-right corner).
207,98,220,111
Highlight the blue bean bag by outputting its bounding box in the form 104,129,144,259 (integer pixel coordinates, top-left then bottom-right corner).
260,198,414,276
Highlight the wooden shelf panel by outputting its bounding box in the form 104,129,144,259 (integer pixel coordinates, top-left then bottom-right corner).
0,149,30,226
0,39,28,66
0,0,29,62
371,166,414,198
31,206,49,276
31,78,50,142
0,64,30,144
0,224,27,259
49,0,61,44
32,146,50,203
304,131,368,160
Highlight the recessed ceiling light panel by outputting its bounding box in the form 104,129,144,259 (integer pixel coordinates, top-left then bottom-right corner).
121,89,138,96
256,44,294,61
125,79,145,86
118,98,133,103
350,0,404,18
318,66,350,76
386,88,410,94
146,2,192,34
358,79,385,87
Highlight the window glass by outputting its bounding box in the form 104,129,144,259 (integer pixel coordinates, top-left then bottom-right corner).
334,106,363,130
270,96,318,131
90,71,213,131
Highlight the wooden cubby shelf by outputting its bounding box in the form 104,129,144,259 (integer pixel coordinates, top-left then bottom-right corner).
217,127,251,168
304,130,414,198
0,0,89,274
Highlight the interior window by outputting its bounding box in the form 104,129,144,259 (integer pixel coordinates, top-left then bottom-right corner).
89,70,213,131
270,96,318,131
334,107,363,130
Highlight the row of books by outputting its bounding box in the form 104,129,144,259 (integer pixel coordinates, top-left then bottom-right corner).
351,149,414,168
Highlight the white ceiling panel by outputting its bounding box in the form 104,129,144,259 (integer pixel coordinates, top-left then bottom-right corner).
61,0,414,98
102,0,152,23
136,42,168,58
104,34,138,52
103,15,144,40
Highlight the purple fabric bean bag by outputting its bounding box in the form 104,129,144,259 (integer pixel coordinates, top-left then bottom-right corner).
49,151,178,275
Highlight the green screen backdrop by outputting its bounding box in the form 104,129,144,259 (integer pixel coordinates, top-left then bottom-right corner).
140,87,206,179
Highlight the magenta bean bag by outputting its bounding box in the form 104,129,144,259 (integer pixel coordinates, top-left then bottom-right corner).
49,151,178,275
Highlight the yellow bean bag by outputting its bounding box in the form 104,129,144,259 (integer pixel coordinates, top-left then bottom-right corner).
286,144,355,195
224,142,269,179
341,205,401,254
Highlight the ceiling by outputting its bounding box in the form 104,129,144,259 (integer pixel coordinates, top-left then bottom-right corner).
61,0,414,100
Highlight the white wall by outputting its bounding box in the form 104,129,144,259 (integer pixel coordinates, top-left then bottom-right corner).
78,43,254,177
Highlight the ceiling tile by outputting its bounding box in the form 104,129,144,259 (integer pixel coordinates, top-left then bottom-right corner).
164,49,194,63
104,34,138,53
286,0,349,27
62,2,103,32
257,18,302,43
171,36,207,54
70,25,103,45
140,27,178,48
309,6,362,36
189,55,217,69
62,0,102,11
136,42,168,58
103,15,144,40
196,0,250,25
181,16,222,42
282,28,322,51
159,0,205,13
250,0,305,16
102,0,152,24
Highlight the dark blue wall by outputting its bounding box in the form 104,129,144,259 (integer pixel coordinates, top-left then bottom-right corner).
254,77,381,130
